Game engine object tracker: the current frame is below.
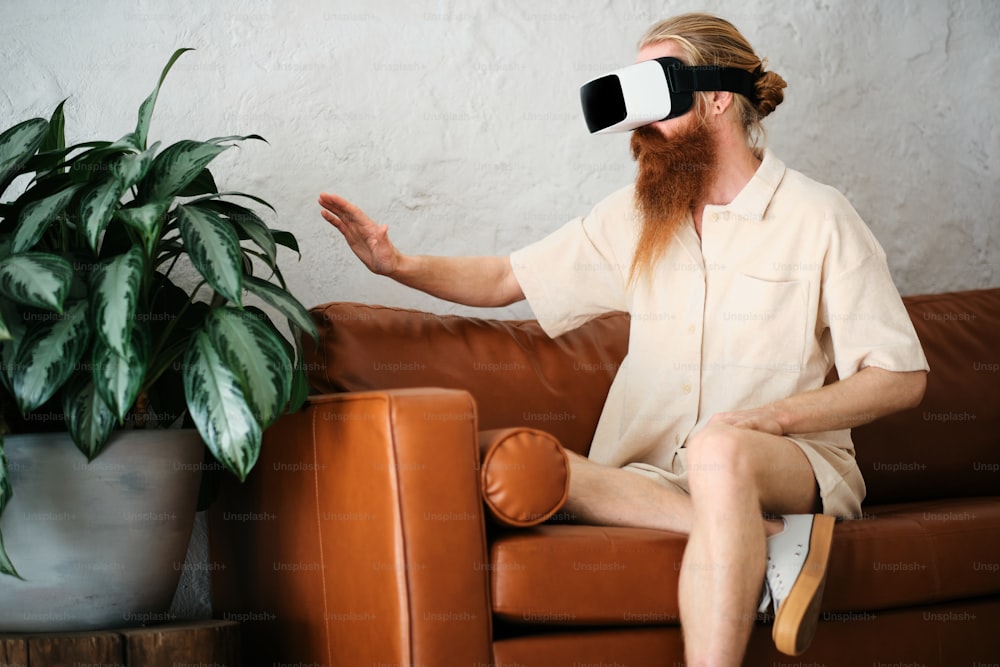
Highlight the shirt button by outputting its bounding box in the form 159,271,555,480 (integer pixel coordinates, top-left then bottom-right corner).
682,383,692,394
687,324,696,334
710,213,719,222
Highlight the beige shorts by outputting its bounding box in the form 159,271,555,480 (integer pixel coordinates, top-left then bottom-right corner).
623,436,866,519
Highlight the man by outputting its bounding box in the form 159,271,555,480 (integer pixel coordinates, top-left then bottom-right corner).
319,13,928,666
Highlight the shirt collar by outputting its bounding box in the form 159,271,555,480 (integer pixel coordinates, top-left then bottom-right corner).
718,148,785,222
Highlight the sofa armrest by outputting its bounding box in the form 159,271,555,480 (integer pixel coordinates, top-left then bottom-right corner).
209,388,492,667
479,427,570,527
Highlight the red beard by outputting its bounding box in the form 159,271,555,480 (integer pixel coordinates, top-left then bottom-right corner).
629,119,717,282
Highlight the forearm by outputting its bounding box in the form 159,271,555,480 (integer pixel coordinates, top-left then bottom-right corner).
391,254,525,308
713,367,927,436
768,367,927,434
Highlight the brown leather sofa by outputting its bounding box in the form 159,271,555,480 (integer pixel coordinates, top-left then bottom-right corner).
210,287,1000,666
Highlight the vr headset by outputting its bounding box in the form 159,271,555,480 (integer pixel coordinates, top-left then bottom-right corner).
580,57,757,134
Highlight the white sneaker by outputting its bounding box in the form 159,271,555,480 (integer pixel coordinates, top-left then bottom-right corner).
764,514,836,656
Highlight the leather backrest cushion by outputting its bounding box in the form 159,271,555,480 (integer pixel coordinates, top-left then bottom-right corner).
305,288,1000,504
305,303,628,454
852,288,1000,505
479,428,569,527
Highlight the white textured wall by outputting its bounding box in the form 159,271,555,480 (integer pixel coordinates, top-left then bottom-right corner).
2,0,997,323
2,0,998,617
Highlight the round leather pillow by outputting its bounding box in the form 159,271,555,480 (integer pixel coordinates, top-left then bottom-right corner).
479,428,570,527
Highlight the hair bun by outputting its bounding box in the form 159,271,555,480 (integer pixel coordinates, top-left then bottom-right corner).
754,70,787,118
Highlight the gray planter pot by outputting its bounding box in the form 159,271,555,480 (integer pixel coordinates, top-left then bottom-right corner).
0,429,204,632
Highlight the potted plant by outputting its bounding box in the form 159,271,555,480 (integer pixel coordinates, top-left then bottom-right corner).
0,48,317,628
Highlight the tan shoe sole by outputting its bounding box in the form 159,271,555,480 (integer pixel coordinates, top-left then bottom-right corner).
772,514,836,656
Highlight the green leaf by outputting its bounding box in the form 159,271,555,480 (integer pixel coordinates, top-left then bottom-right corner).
69,147,127,183
143,140,228,201
288,327,309,413
202,200,277,267
106,132,143,153
115,200,170,258
113,142,159,191
93,325,148,423
90,246,144,357
0,298,26,391
39,99,67,154
79,175,126,252
208,134,267,145
272,230,301,258
115,199,171,258
207,307,291,429
11,183,82,253
177,204,242,305
243,274,318,341
22,140,111,177
135,47,194,150
0,118,48,196
183,330,261,481
187,190,275,214
0,444,22,579
10,300,90,413
0,252,73,312
176,168,218,197
63,374,116,460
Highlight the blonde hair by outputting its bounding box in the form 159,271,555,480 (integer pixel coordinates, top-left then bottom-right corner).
639,13,786,151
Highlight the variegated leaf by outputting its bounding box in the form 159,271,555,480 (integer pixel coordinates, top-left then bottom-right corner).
93,324,148,423
106,132,142,153
206,307,290,429
188,190,275,214
90,246,144,357
135,48,194,150
202,201,277,267
0,118,48,194
12,183,82,253
177,204,242,305
144,140,228,201
288,327,310,413
115,200,170,258
0,443,21,578
243,275,318,341
272,230,301,258
183,330,261,481
10,300,90,413
0,252,73,313
0,298,26,391
79,175,126,253
63,374,116,461
39,100,67,153
176,168,218,197
207,134,267,146
113,142,159,191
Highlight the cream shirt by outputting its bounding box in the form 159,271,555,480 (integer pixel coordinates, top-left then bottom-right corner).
510,150,928,517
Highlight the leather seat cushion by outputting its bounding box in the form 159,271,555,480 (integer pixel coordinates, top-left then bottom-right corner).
491,497,1000,625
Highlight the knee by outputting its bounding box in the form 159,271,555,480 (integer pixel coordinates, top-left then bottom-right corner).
685,425,754,495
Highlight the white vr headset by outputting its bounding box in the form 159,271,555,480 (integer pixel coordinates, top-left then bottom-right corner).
580,57,758,134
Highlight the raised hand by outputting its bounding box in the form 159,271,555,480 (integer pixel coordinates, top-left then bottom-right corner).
318,193,400,276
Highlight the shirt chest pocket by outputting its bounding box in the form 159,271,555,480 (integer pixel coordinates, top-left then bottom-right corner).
716,274,807,372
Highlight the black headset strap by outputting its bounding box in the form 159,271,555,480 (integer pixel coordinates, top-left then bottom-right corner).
660,59,758,104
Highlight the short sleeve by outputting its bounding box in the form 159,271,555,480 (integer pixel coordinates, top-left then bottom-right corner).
822,252,929,379
510,190,633,338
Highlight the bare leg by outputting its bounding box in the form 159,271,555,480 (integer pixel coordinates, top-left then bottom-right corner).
679,424,819,667
560,428,818,666
562,450,695,533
